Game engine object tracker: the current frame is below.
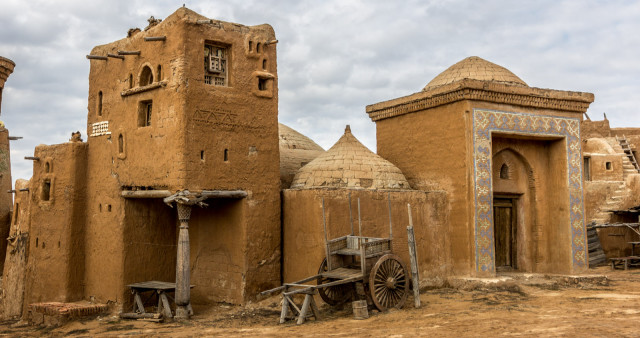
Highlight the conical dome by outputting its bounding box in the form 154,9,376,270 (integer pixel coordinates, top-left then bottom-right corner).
423,56,527,91
279,123,325,189
291,125,411,190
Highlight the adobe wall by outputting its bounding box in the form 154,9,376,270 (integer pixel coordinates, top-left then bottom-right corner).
282,189,449,287
375,101,473,276
23,142,87,305
582,119,611,139
1,179,31,320
0,128,12,272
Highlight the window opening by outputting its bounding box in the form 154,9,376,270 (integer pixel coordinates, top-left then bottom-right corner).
258,78,268,91
200,150,205,161
42,179,51,201
262,59,267,70
99,204,102,212
224,149,229,162
583,157,591,181
97,91,103,116
138,101,152,127
45,162,50,173
36,237,38,248
248,40,253,51
256,42,261,53
129,74,133,89
157,65,162,81
140,66,153,86
204,43,229,86
606,161,612,170
118,134,124,154
499,163,509,179
108,204,112,212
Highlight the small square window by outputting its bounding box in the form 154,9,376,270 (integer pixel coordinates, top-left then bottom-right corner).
606,162,612,170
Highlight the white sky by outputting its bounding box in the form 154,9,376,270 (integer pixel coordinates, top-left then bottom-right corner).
1,0,639,184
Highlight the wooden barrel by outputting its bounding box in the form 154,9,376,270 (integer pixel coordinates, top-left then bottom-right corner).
352,300,369,319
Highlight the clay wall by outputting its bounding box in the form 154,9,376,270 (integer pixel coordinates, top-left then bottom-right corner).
0,128,12,271
611,128,640,137
582,119,611,139
375,101,473,276
23,142,87,305
1,179,31,319
188,199,245,304
586,154,623,181
282,189,449,287
86,14,188,189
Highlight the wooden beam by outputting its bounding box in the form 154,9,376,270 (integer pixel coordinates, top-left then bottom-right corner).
8,136,22,140
121,81,167,97
86,55,108,60
144,36,166,42
121,190,172,199
107,53,125,60
24,156,39,161
196,19,213,24
117,50,141,55
200,190,247,199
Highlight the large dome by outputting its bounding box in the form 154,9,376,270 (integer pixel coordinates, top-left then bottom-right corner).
279,123,325,189
291,125,410,190
423,56,527,91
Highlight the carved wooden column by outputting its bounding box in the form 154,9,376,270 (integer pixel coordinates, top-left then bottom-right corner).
175,202,192,319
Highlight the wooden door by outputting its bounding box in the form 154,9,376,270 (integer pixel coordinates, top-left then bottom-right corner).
493,198,517,270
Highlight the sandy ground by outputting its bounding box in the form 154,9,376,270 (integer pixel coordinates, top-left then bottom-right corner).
2,266,640,337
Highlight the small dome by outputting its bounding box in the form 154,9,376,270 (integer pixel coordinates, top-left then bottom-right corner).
279,123,325,189
291,125,411,190
423,56,527,91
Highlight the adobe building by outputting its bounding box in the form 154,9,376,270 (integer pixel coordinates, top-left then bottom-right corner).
366,57,594,276
0,56,15,273
5,7,281,319
581,116,640,259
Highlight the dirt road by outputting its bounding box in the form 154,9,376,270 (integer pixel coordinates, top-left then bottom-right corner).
2,266,640,337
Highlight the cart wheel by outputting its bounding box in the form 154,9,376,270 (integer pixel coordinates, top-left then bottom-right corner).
317,258,354,306
369,254,409,311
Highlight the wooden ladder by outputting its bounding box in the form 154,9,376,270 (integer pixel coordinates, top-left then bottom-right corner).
617,135,640,173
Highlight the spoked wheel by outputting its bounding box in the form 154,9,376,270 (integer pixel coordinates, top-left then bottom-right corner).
317,258,354,306
369,254,409,311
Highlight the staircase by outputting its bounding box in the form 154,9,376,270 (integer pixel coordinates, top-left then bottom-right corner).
617,135,640,175
590,181,626,224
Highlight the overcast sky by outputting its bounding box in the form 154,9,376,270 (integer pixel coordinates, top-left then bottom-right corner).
1,0,639,183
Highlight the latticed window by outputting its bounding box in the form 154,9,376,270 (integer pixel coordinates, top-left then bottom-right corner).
204,43,228,86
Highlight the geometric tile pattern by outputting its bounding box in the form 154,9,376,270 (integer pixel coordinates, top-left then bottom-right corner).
472,109,586,272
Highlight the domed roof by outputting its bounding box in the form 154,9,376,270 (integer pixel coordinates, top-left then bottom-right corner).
279,123,325,189
423,56,527,91
291,125,411,190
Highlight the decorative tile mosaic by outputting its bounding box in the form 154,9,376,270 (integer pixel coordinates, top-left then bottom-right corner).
472,109,586,272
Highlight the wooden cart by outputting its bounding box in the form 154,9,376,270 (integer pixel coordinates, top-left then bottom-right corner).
262,195,409,324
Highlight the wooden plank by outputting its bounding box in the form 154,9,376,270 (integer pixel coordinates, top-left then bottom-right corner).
160,293,173,319
407,203,421,309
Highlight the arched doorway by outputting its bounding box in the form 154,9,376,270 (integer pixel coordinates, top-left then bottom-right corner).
492,148,536,272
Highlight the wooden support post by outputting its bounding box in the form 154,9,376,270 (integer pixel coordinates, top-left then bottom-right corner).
159,292,173,319
175,203,192,319
86,55,108,60
279,294,290,324
407,203,421,308
348,192,354,236
144,36,166,42
388,192,393,240
134,292,145,313
322,198,330,270
357,198,362,237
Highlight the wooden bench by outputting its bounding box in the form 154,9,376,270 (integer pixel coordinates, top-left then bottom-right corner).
610,256,640,270
121,281,193,320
